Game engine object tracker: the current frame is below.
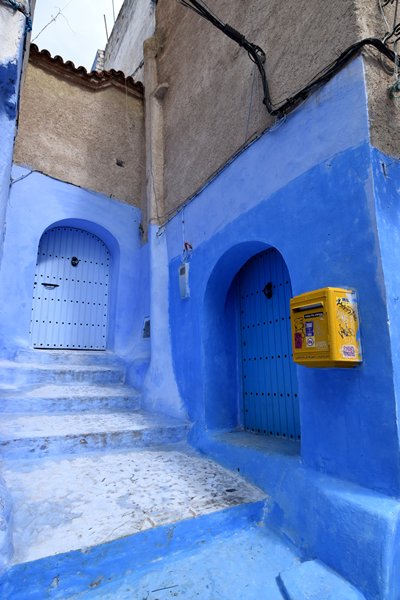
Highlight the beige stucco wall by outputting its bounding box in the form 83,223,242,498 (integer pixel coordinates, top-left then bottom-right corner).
14,61,145,209
155,0,363,217
355,0,400,158
103,0,400,218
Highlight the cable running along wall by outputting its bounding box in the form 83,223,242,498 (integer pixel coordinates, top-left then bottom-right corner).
178,0,400,118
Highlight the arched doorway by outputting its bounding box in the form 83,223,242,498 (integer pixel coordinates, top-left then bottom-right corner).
237,248,300,440
30,226,111,350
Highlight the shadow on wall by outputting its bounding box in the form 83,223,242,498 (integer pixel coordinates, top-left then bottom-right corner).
43,218,120,257
201,241,275,431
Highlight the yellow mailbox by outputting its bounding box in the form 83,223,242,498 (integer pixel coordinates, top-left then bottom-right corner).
290,287,362,368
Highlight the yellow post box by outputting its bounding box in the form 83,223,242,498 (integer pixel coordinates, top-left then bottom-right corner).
290,287,362,368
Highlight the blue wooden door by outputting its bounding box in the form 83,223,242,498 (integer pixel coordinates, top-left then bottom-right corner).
30,227,110,350
238,249,300,440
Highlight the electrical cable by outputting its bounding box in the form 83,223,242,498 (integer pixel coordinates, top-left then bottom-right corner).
179,0,274,112
178,0,399,118
0,0,32,31
379,0,391,31
391,0,399,81
244,63,257,141
32,0,75,43
10,170,35,185
378,0,400,97
379,0,396,74
156,0,400,231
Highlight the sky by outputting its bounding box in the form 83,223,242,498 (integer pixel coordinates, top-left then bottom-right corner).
31,0,124,70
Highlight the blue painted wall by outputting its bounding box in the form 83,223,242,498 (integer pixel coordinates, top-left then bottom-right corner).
372,148,400,449
140,225,187,420
169,141,400,494
0,12,26,267
166,56,400,497
196,432,400,600
160,57,400,598
0,60,19,121
0,167,150,366
0,10,32,572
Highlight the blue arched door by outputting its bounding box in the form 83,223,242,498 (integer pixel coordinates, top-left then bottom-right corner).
30,226,110,350
238,248,300,440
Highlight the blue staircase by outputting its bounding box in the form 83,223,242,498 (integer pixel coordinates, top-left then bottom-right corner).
0,351,366,599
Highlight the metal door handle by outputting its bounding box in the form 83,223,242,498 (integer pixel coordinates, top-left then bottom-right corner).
41,283,60,289
263,282,273,299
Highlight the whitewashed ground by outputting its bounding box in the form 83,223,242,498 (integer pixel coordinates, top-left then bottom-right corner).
2,445,265,564
0,410,185,438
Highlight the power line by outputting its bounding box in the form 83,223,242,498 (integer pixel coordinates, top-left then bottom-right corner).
178,0,399,118
32,0,75,43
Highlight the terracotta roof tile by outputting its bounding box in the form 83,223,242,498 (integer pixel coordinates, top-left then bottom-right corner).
29,44,144,98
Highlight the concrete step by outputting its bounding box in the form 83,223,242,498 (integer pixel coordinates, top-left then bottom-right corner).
0,410,190,458
0,445,270,599
3,525,300,600
277,560,366,600
72,526,299,600
0,384,141,414
0,361,125,386
14,349,126,368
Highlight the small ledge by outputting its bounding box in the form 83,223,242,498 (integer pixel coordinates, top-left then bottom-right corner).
212,430,301,457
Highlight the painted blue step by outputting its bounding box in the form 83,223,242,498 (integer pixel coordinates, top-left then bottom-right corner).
0,384,141,413
0,410,190,458
0,361,125,385
74,526,299,600
277,560,366,600
14,349,126,368
0,506,270,599
0,444,269,599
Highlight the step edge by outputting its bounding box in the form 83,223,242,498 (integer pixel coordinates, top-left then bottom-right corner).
0,501,266,598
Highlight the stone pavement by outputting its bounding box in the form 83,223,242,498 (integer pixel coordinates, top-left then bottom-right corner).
2,444,265,564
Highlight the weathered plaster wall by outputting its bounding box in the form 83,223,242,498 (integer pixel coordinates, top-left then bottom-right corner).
106,0,400,215
155,0,363,216
0,2,35,572
13,61,145,209
0,3,29,266
104,0,156,82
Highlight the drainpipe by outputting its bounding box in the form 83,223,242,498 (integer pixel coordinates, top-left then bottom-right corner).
141,36,186,420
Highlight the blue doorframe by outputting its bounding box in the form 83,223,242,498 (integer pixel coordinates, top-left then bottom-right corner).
238,248,300,440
